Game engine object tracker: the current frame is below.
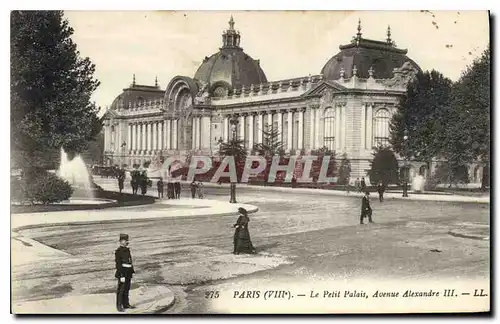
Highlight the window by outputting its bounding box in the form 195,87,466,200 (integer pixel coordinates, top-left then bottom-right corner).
373,108,390,147
323,108,335,151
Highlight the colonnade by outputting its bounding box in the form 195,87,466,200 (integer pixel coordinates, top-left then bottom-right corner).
126,119,178,154
221,108,306,152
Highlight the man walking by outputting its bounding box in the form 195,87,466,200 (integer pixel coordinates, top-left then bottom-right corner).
360,192,374,224
115,234,135,312
157,177,164,199
174,180,181,199
377,182,386,202
190,180,198,199
360,177,366,192
118,172,125,194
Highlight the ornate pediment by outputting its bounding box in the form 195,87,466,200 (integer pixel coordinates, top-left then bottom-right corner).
302,80,347,98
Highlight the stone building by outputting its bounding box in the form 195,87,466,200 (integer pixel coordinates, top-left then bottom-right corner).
103,17,479,183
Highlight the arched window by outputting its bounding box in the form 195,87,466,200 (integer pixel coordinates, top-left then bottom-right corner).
373,108,390,147
323,108,336,151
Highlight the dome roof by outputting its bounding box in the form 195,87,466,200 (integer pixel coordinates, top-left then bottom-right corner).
110,75,164,109
193,16,267,92
321,23,421,80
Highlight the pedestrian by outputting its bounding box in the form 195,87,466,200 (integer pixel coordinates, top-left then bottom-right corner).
115,233,135,312
360,177,366,192
197,181,204,199
190,180,197,199
174,181,181,199
157,177,164,199
140,172,148,196
377,181,385,202
360,191,374,224
167,182,174,199
130,171,138,195
118,172,125,194
355,178,360,192
233,207,256,255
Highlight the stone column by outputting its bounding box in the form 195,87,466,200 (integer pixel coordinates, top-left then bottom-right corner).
223,116,229,142
341,104,347,150
309,107,315,150
197,117,202,149
130,123,135,151
141,123,146,153
336,105,341,151
287,109,293,151
146,122,152,152
366,103,373,149
152,122,157,151
202,115,211,149
257,112,263,144
277,110,282,143
166,119,171,150
298,108,304,149
361,103,366,150
192,117,197,149
158,121,163,150
248,113,254,150
267,111,273,129
315,106,321,148
239,115,245,142
128,124,132,153
172,119,178,149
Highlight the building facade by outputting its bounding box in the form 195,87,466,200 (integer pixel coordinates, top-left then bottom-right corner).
103,17,484,184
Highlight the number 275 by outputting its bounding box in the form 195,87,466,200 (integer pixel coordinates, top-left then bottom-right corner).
205,291,220,299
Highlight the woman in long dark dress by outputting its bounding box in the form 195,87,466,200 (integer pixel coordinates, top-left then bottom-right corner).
233,207,256,255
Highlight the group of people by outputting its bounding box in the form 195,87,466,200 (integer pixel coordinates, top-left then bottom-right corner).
190,180,205,199
129,170,151,196
155,178,181,199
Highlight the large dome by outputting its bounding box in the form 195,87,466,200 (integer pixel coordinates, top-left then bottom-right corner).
321,24,421,80
193,17,267,94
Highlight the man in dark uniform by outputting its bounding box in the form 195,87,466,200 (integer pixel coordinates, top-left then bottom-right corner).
115,234,135,312
360,191,374,224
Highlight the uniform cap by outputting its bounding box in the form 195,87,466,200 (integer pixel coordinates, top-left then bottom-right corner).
119,233,129,241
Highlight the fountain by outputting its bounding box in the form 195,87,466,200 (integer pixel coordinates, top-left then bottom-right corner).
58,147,94,200
411,174,425,193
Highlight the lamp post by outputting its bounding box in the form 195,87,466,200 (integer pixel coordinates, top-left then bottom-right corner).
402,130,409,197
229,116,239,203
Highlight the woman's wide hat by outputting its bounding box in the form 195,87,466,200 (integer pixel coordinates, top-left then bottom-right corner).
238,207,247,215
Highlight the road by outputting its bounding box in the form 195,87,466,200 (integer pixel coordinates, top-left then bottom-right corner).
12,184,490,313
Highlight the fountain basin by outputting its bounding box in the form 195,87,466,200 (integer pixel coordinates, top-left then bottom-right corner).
54,198,116,205
11,191,155,214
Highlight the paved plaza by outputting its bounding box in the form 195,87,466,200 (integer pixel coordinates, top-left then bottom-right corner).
11,180,490,314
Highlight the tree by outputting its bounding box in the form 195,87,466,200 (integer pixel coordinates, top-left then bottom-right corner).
254,124,285,157
218,138,248,181
368,146,400,185
442,46,490,189
337,153,351,185
389,70,453,170
310,147,337,182
11,11,101,171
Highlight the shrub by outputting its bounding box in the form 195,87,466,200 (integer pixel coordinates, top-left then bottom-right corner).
12,171,73,205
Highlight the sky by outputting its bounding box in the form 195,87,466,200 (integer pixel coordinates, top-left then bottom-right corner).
63,10,489,116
